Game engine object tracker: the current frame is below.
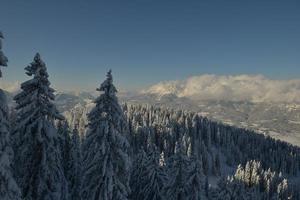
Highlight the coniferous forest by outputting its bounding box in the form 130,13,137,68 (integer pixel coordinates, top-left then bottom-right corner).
1,31,300,200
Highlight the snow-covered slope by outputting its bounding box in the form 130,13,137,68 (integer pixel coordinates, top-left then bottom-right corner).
3,74,300,146
143,74,300,103
138,74,300,146
50,89,300,146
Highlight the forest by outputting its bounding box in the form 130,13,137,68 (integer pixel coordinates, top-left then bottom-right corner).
1,32,300,200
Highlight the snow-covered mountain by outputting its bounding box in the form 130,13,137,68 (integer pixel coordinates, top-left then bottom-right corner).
2,74,300,198
49,89,300,146
52,91,300,199
137,74,300,146
3,74,300,146
142,74,300,103
125,98,300,146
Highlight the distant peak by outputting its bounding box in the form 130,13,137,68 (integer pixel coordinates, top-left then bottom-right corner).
141,74,300,103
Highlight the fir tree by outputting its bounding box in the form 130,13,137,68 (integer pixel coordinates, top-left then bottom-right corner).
14,53,67,200
69,125,82,200
216,177,248,200
129,149,147,200
140,146,168,200
0,31,22,200
186,157,205,200
53,95,300,198
204,176,209,198
164,142,189,200
215,153,221,176
0,32,8,77
81,70,131,200
277,179,289,200
57,120,72,183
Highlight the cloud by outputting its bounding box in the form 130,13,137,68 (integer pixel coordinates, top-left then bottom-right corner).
0,81,20,93
142,74,300,103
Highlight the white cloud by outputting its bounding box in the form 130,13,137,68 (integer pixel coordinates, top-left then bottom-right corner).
0,81,20,93
143,74,300,103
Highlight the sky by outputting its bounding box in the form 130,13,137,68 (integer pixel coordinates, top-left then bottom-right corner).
1,0,300,91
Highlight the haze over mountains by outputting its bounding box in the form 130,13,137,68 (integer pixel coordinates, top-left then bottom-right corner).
143,74,300,103
2,74,300,146
139,74,300,146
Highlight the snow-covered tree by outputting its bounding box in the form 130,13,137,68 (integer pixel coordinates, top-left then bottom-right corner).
216,177,249,200
277,179,289,200
219,160,293,199
57,121,72,180
159,151,166,167
130,149,147,200
140,146,168,200
69,125,82,200
81,70,131,200
0,91,22,200
164,142,189,200
215,153,221,175
0,32,8,77
0,31,22,200
186,157,205,200
64,100,300,198
13,53,67,200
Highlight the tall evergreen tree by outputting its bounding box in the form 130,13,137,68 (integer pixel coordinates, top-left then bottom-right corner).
129,149,147,200
186,157,205,200
0,32,8,77
81,70,131,200
14,53,67,200
69,125,82,200
164,142,189,200
140,146,168,200
57,120,72,183
0,31,21,200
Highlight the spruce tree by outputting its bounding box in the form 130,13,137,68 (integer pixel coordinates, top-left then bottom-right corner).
140,146,168,200
164,142,189,200
14,53,68,200
186,157,205,200
129,149,147,200
69,125,82,200
81,70,131,200
0,31,22,200
0,32,8,77
57,120,72,183
277,179,289,200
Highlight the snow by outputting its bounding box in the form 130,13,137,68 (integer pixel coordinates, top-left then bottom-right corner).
0,89,22,199
288,120,300,125
81,70,131,200
0,31,8,77
1,53,300,199
143,74,300,103
13,53,67,200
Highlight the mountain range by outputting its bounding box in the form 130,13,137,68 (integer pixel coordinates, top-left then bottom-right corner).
2,74,300,146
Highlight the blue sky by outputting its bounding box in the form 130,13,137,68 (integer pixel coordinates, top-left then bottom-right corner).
1,0,300,90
